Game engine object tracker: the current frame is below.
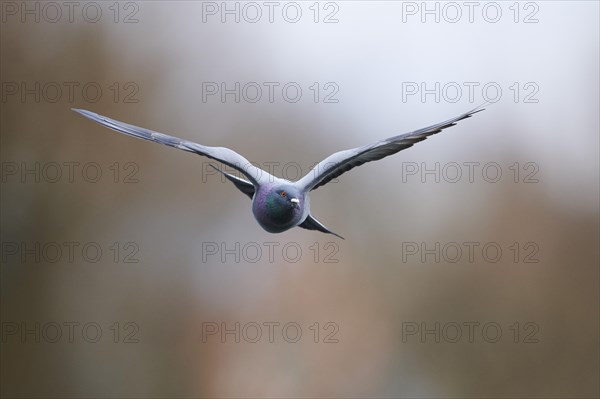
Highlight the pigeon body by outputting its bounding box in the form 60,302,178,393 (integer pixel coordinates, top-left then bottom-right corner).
72,106,486,239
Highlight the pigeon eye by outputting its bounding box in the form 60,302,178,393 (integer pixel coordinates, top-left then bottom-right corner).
281,191,286,197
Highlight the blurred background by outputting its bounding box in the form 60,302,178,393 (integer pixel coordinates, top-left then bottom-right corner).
1,1,598,397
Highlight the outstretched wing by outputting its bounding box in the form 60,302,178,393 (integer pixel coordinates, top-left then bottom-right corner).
72,109,268,186
209,165,255,199
297,105,486,191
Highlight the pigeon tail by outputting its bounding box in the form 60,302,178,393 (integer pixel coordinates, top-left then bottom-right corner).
299,214,345,239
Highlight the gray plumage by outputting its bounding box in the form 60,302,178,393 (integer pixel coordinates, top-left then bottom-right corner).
72,105,485,239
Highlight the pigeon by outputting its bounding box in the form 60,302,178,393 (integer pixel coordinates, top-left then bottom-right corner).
72,105,485,239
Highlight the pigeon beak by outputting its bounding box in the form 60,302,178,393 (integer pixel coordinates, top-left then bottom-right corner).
290,198,300,205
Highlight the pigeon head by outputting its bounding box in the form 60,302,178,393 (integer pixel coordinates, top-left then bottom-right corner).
251,184,306,233
265,185,301,221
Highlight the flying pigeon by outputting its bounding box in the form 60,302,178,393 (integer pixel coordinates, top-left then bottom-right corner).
72,105,485,239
